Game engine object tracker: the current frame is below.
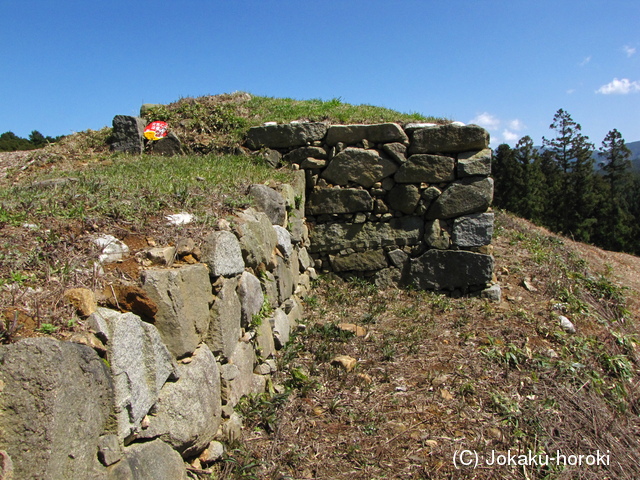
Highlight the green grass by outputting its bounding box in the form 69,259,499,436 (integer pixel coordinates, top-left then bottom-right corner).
0,153,294,228
141,92,445,154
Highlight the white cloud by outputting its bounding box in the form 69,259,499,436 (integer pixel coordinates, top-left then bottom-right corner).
470,112,500,130
579,56,592,66
502,130,520,143
566,88,576,95
508,119,525,131
596,78,640,95
623,45,636,57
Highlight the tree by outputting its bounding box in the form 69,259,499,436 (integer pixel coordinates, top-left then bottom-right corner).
28,130,47,148
542,109,597,241
595,129,634,251
599,129,632,197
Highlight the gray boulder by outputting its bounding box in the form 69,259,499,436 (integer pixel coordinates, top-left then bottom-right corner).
246,122,327,149
426,177,494,220
140,264,213,359
201,230,245,277
271,308,291,349
260,270,279,308
207,276,242,360
248,184,287,226
134,344,222,458
387,184,421,214
273,225,293,258
457,149,492,177
274,256,295,303
407,250,494,290
382,142,408,163
322,148,397,188
424,219,451,250
409,124,490,154
307,187,373,215
110,115,146,154
394,154,456,183
255,148,282,168
106,439,187,480
309,216,424,254
235,208,278,268
452,213,495,247
88,308,178,440
237,271,265,328
0,338,114,480
329,249,388,272
221,342,264,407
147,132,182,156
282,146,328,164
325,123,408,145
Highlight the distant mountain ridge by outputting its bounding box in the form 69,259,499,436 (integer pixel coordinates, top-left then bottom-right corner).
593,140,640,171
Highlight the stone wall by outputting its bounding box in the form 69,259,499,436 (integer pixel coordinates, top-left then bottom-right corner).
0,119,500,479
0,173,312,479
245,121,496,296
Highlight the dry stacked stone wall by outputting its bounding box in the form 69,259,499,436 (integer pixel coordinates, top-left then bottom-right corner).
246,121,496,296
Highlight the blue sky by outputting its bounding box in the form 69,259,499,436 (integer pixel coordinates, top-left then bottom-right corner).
1,0,639,147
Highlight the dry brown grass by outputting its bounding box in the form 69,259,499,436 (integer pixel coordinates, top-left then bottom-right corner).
217,212,640,480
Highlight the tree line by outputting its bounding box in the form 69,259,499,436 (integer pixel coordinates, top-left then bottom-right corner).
492,108,639,254
0,131,64,152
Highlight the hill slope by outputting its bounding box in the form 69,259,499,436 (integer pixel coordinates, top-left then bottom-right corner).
1,94,639,479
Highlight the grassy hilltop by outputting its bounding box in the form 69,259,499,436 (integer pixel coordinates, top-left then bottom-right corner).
1,94,640,479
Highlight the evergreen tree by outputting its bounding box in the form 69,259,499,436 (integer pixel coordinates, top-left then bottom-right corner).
542,109,596,241
595,129,634,251
599,129,632,197
28,130,47,148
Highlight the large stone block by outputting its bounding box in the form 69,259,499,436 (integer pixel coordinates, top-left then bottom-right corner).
453,213,495,247
140,264,213,359
282,146,328,164
394,154,456,183
409,124,490,154
457,149,492,177
106,439,188,480
237,271,264,328
274,256,294,303
88,308,178,440
0,338,114,480
271,307,291,349
235,208,278,269
273,225,293,258
426,177,494,220
387,184,420,214
248,184,287,226
407,250,494,290
322,148,397,188
220,342,262,407
308,216,424,254
246,122,327,149
207,276,242,360
329,249,388,272
307,187,373,215
147,132,182,156
134,344,222,458
325,123,408,145
201,230,245,277
110,115,146,154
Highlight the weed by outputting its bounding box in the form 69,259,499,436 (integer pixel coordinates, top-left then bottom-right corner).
0,311,22,344
36,323,58,334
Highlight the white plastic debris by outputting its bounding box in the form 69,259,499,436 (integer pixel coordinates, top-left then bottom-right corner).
94,234,129,263
165,213,194,226
263,121,278,126
559,315,576,334
450,121,466,126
